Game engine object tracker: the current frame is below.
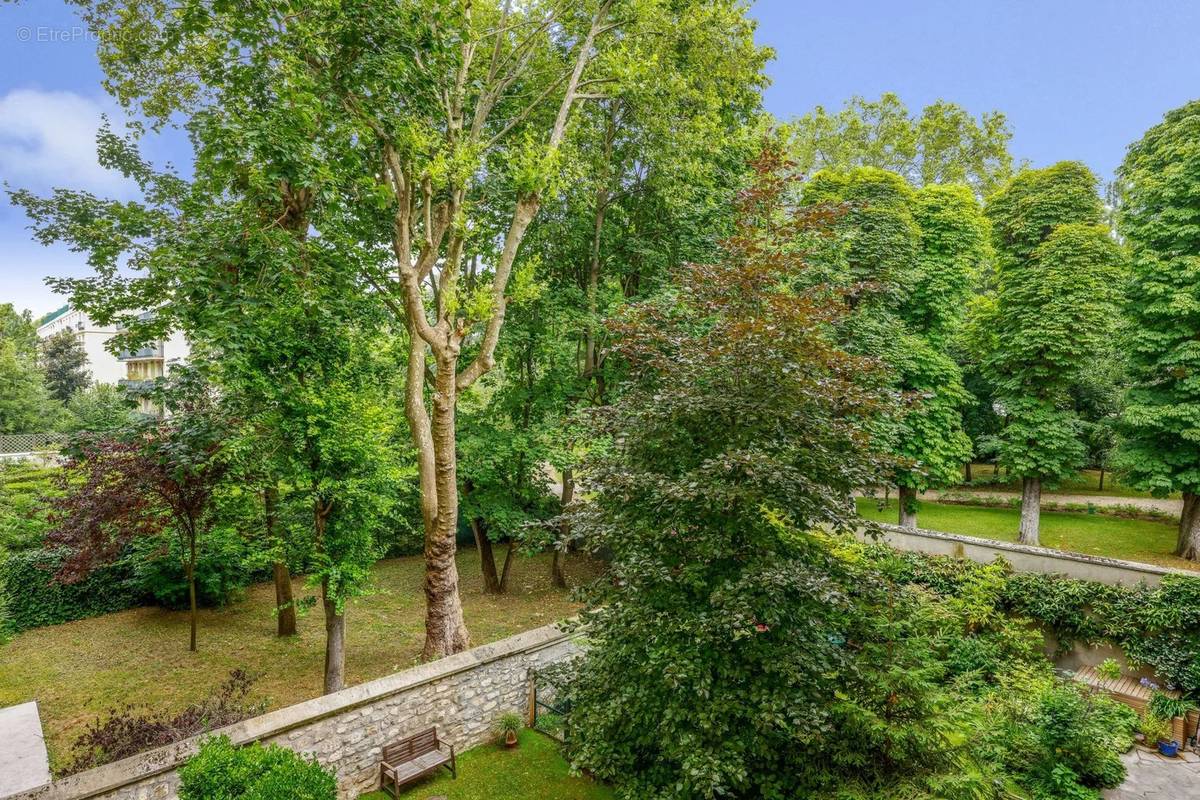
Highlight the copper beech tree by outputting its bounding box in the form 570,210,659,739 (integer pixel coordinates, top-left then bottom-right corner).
48,384,228,653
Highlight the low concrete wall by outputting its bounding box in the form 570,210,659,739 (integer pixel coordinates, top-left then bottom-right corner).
869,523,1187,587
4,624,579,800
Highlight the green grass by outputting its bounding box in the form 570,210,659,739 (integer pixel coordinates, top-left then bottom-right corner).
957,464,1172,499
0,549,597,771
359,730,612,800
857,497,1197,571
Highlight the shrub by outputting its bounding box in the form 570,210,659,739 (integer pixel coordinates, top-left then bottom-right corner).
66,669,264,774
125,527,255,610
179,735,336,800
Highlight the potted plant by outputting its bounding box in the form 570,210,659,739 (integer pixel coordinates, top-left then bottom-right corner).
497,712,523,748
1140,713,1176,756
1148,690,1197,750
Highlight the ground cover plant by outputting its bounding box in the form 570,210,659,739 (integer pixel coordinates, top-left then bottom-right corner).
856,497,1194,570
0,550,592,771
360,729,612,800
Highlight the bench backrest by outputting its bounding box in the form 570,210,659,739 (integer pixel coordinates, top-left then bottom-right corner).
383,727,440,764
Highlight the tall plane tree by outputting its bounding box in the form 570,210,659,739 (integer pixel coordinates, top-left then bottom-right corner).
49,0,765,659
1117,100,1200,560
982,163,1125,544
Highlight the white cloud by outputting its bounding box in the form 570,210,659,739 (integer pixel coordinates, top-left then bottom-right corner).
0,88,133,195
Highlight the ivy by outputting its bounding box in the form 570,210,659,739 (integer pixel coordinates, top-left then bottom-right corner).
879,546,1200,697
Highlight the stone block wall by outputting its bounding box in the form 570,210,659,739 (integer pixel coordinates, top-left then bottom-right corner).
870,523,1183,586
5,624,579,800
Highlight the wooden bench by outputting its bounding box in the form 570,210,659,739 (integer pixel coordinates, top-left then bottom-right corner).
379,727,456,797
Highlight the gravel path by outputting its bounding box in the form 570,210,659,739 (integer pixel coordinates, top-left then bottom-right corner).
925,489,1183,517
1104,747,1200,799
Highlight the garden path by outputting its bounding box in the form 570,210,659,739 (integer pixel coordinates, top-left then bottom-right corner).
925,489,1183,517
1104,747,1200,799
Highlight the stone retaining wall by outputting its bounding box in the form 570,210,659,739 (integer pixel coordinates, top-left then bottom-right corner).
4,624,580,800
870,523,1186,586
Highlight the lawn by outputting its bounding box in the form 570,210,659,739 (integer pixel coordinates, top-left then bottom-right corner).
957,464,1171,499
359,729,612,800
0,549,595,771
857,497,1198,571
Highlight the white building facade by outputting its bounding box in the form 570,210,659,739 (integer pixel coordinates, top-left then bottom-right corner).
35,305,126,385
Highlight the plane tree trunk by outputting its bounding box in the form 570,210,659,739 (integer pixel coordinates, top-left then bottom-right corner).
1178,492,1200,560
897,486,918,530
1018,476,1041,545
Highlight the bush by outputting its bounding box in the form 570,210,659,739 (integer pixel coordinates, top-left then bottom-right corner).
179,735,336,800
67,670,264,774
125,527,255,610
0,546,143,634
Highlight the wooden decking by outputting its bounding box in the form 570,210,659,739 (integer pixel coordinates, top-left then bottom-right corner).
1074,665,1179,712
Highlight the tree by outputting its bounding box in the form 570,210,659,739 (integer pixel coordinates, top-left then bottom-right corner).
801,169,981,528
41,329,91,401
983,163,1125,544
61,383,138,434
0,340,59,434
1117,100,1200,559
562,152,960,797
788,93,1014,196
42,0,768,660
0,304,39,359
48,374,229,651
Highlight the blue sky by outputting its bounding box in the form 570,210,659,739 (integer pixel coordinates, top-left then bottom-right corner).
2,0,1199,316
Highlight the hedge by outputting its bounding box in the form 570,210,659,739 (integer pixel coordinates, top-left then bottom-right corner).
0,547,144,634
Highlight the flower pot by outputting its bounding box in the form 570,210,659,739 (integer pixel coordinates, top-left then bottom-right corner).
1186,709,1199,743
505,731,518,748
1158,740,1179,758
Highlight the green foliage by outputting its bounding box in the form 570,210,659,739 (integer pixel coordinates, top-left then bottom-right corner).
1117,100,1200,498
126,528,254,610
60,384,139,434
0,547,142,634
178,736,336,800
788,93,1013,196
40,330,91,402
0,340,62,434
982,164,1125,484
878,545,1200,698
1148,690,1196,721
564,155,899,799
803,167,980,496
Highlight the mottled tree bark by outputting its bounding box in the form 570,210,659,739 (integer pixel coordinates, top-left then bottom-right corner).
898,485,918,530
370,3,611,660
1178,492,1200,560
422,356,470,659
964,462,973,483
1018,476,1041,545
322,579,345,694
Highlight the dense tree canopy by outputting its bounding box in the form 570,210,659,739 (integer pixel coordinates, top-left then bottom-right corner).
29,0,771,661
802,167,981,527
1117,99,1200,559
981,164,1125,544
788,94,1013,196
40,330,91,402
565,152,897,797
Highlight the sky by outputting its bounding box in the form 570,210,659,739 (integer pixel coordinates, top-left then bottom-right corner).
2,0,1199,318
